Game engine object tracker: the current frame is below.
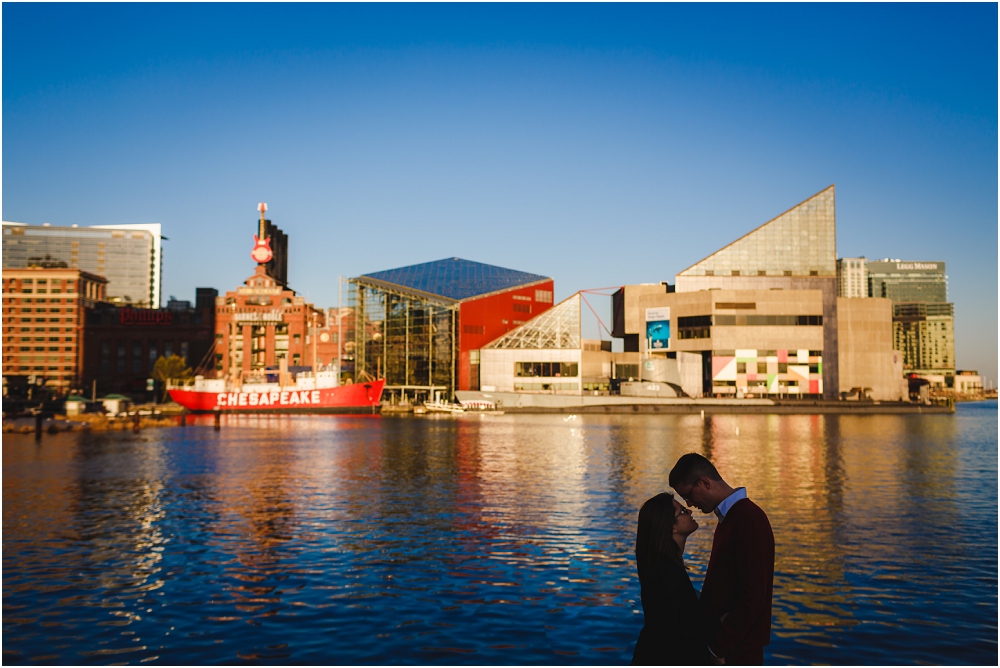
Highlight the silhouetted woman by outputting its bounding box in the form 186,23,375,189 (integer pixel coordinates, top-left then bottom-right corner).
632,492,709,665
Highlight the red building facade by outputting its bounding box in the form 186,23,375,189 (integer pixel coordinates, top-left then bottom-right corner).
456,280,554,390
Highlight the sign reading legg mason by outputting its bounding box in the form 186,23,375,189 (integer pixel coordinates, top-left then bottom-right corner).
645,307,671,350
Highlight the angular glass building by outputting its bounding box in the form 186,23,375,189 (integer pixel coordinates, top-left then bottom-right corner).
349,258,554,399
671,185,841,399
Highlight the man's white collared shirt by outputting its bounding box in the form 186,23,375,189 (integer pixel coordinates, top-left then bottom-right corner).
715,487,747,521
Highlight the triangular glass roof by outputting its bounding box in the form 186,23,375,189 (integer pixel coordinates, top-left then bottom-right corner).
485,293,581,349
678,186,836,277
360,257,549,301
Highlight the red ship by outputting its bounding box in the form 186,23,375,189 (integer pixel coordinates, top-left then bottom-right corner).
168,374,385,414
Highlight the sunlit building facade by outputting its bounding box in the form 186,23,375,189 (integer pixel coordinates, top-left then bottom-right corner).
2,267,108,392
2,221,163,308
349,258,554,399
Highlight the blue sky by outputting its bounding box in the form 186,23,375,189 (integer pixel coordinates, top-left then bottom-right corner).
4,3,997,381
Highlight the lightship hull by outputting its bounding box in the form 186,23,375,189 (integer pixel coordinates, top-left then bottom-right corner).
169,379,385,414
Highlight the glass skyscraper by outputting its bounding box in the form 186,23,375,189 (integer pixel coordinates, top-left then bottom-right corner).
2,222,162,308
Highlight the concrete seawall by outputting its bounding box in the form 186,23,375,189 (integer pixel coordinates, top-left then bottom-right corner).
455,391,953,415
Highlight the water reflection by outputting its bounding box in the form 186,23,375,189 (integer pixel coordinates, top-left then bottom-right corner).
2,405,996,664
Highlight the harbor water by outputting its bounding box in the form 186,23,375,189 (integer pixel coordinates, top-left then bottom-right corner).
3,402,997,664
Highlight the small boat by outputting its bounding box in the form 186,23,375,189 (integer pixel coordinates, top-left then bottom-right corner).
423,400,465,414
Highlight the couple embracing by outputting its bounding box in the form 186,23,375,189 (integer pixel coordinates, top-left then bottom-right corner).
632,453,775,666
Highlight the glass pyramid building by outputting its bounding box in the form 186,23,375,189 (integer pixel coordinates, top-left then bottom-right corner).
485,293,581,350
678,185,836,278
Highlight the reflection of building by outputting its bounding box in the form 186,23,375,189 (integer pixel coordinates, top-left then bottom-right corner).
3,221,163,308
836,257,867,298
349,258,554,399
2,267,108,392
82,289,216,396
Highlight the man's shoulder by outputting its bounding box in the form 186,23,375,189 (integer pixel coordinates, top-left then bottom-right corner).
728,497,772,526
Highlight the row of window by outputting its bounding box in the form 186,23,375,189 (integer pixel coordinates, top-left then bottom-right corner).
678,314,823,327
735,362,821,374
514,382,578,391
514,362,579,378
100,341,189,374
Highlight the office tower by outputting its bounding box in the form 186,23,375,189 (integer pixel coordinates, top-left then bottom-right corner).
837,257,868,298
867,260,954,376
867,259,947,302
2,221,163,308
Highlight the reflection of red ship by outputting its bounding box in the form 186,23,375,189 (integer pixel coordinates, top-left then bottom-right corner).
169,375,385,414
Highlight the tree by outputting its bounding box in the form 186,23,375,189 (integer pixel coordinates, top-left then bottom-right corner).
152,355,193,402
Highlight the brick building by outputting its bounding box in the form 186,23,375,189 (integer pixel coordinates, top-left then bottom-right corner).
215,264,327,379
2,267,108,393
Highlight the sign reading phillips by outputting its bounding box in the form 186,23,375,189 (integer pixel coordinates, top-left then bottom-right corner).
645,307,671,350
233,309,285,324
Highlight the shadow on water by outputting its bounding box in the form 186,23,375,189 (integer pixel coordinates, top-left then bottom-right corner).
2,404,996,664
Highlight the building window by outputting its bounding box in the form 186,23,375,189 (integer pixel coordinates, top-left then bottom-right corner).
515,362,579,377
133,342,142,372
149,343,158,368
513,303,530,313
462,325,485,335
117,342,125,372
534,290,553,304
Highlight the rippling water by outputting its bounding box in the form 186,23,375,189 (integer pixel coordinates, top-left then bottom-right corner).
3,402,996,665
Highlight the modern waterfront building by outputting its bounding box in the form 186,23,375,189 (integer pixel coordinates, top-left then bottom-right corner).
2,221,163,308
837,257,868,298
349,258,555,399
602,186,902,400
2,267,108,392
666,185,843,399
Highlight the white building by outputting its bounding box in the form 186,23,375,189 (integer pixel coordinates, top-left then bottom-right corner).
837,257,868,298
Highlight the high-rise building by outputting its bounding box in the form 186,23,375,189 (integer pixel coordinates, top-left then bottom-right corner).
867,259,947,302
837,257,868,298
892,302,955,375
2,221,163,307
259,219,288,287
2,267,108,391
866,260,954,376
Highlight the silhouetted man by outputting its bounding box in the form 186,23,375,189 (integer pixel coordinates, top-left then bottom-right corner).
669,453,774,665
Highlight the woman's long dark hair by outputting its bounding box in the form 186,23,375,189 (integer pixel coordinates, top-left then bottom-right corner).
635,492,685,578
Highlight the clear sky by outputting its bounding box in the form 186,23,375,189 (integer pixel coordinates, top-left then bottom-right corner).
4,3,997,382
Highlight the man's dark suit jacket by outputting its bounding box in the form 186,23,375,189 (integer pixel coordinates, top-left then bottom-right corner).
699,497,775,664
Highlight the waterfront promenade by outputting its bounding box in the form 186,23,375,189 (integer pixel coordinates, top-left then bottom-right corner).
3,403,996,664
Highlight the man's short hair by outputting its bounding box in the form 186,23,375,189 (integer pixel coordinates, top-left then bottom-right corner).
669,453,723,488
